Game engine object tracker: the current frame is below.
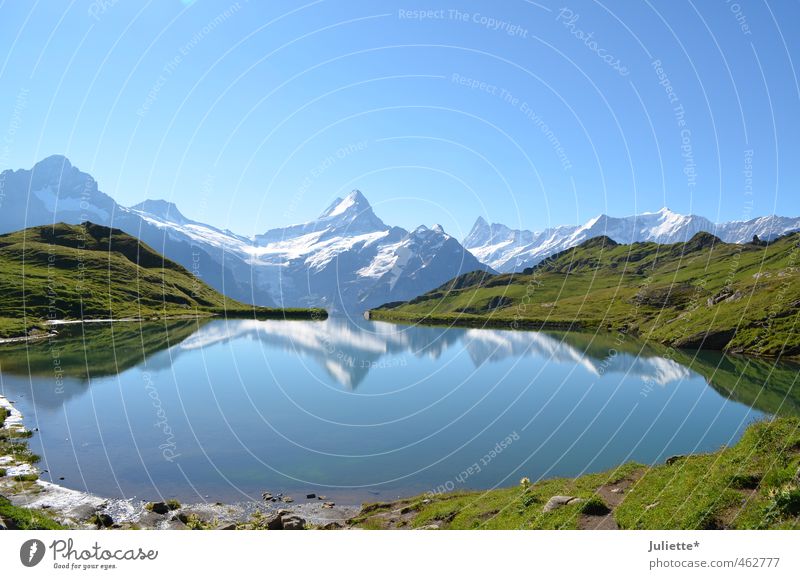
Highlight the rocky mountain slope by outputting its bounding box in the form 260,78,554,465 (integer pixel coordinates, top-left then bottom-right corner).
0,157,490,313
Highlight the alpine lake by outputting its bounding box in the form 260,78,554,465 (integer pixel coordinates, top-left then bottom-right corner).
1,317,797,505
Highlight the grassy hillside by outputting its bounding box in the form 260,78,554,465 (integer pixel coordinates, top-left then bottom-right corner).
350,417,800,530
370,232,800,358
0,222,325,337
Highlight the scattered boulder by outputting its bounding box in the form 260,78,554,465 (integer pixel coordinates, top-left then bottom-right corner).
542,496,583,512
89,513,114,528
306,493,316,499
216,523,237,530
282,496,294,503
68,504,100,522
164,519,188,530
264,512,284,530
280,514,306,530
261,492,273,501
319,521,343,530
321,502,335,509
137,511,165,529
665,455,684,466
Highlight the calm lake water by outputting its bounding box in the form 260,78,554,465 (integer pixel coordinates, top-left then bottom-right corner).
1,318,797,504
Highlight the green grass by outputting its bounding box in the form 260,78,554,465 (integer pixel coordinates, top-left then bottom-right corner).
370,232,800,358
351,418,800,530
0,496,63,530
0,441,39,465
0,428,33,440
0,222,326,337
0,317,47,339
350,463,641,530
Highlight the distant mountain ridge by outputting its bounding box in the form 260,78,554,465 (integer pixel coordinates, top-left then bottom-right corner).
0,156,490,313
2,155,796,311
464,207,800,272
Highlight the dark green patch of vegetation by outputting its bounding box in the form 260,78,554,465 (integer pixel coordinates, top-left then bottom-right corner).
580,497,611,516
0,495,63,530
764,486,800,522
728,473,762,490
88,513,114,528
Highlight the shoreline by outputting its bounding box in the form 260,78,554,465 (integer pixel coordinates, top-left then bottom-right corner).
0,310,328,345
0,394,358,530
4,398,800,530
366,311,800,361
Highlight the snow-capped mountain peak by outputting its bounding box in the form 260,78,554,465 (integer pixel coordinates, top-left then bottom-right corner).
1,158,491,313
316,189,384,231
320,189,369,218
464,209,800,273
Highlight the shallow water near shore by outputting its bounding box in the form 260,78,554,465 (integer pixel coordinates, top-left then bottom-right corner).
0,318,797,504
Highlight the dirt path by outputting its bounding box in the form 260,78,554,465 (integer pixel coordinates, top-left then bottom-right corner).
577,468,645,530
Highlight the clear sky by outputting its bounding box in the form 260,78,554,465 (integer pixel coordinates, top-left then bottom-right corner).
0,0,798,238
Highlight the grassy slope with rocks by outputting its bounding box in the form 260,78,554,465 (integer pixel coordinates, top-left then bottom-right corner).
350,417,800,530
370,232,800,358
0,222,325,337
0,398,63,529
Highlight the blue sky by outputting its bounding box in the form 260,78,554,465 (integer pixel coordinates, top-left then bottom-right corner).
0,0,798,237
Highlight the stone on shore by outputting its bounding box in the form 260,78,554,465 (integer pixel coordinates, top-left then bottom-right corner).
280,514,306,530
542,495,583,512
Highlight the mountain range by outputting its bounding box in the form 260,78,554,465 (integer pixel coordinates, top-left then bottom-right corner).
1,155,798,312
0,156,489,313
464,209,800,272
